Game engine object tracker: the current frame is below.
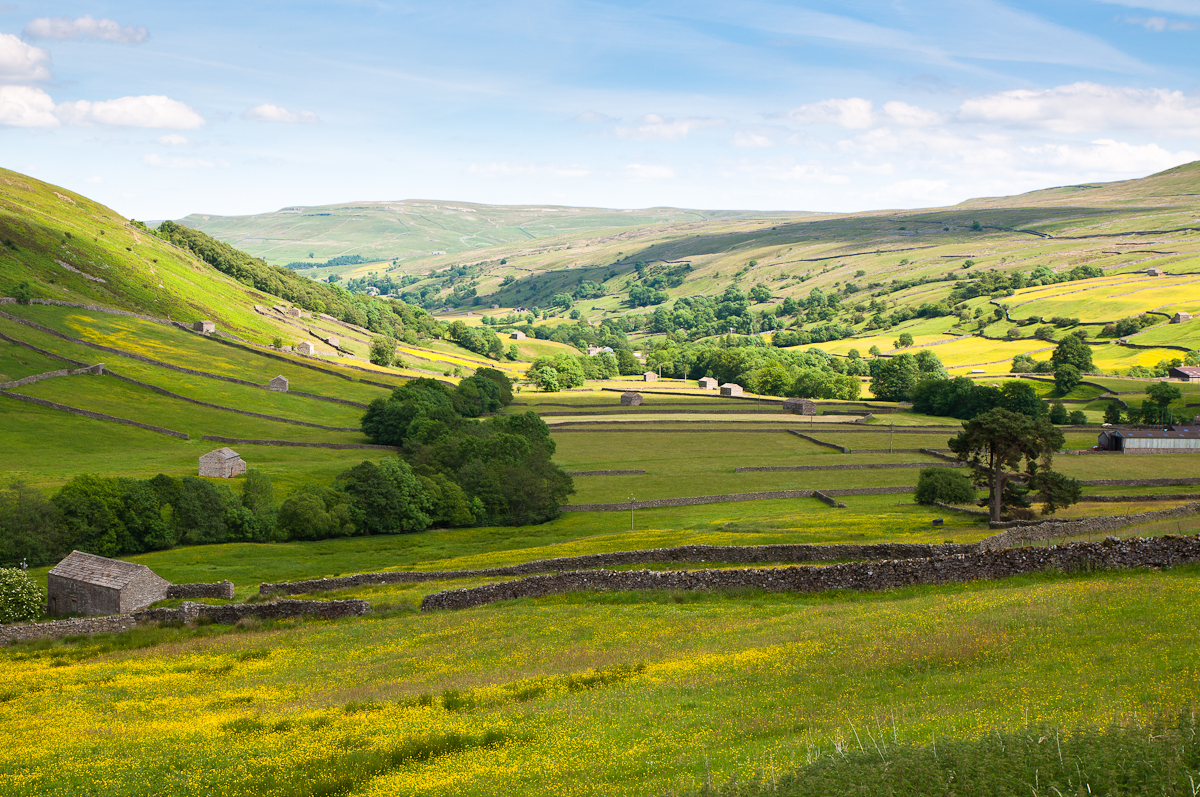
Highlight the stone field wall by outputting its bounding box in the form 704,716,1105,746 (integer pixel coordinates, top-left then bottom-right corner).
166,581,236,600
0,391,189,439
200,435,397,451
419,534,1200,611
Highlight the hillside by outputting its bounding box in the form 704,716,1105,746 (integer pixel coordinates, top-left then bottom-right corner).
178,200,805,268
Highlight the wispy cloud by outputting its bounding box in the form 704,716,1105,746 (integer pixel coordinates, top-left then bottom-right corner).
612,113,724,140
466,162,590,178
1125,15,1195,29
23,15,148,44
624,163,675,180
958,82,1200,133
57,96,205,129
785,98,874,129
242,103,320,123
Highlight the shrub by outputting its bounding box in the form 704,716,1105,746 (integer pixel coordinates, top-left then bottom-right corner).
13,281,32,305
1069,410,1088,425
914,468,975,506
0,567,43,623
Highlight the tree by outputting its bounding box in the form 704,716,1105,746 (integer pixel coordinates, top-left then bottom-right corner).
1103,403,1123,425
276,486,354,541
894,332,914,348
1048,401,1069,424
1054,364,1081,394
0,481,64,567
914,468,975,505
552,293,573,309
533,366,560,392
368,335,395,366
948,407,1066,522
998,381,1043,419
1068,410,1088,425
1146,382,1182,413
13,281,33,305
616,349,640,375
337,459,431,535
1050,335,1093,373
749,284,772,303
868,345,881,357
0,567,43,623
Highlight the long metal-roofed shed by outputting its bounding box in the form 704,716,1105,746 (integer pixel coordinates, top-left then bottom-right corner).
47,551,170,616
1097,428,1200,453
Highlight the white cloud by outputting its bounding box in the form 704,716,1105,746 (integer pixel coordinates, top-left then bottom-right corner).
1021,138,1197,173
732,131,773,148
156,133,190,146
23,15,148,44
624,163,675,180
571,110,615,123
1096,0,1200,14
143,153,227,169
958,82,1200,133
242,103,319,123
0,32,52,82
785,98,874,129
613,113,724,140
0,85,58,127
1126,15,1195,29
56,96,205,128
882,101,945,127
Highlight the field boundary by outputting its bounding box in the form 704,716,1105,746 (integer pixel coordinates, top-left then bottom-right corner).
419,534,1200,611
200,435,395,450
562,485,914,512
0,391,189,439
735,462,958,472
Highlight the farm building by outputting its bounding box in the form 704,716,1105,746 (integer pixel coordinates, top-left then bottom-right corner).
620,392,643,406
782,397,816,415
287,307,302,318
1168,366,1200,381
511,331,526,341
296,341,316,355
1171,312,1191,324
193,320,214,334
199,448,247,478
587,346,601,356
698,377,718,390
720,383,744,397
47,551,170,616
643,372,658,382
1146,268,1165,276
326,336,339,348
267,375,289,392
1096,429,1200,453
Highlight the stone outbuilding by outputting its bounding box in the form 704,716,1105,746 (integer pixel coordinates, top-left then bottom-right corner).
1171,312,1191,324
47,551,169,616
193,320,215,334
698,377,718,390
267,375,289,392
782,397,816,415
1146,268,1165,276
720,383,744,397
1169,366,1200,381
511,331,526,341
296,341,316,355
643,371,658,382
327,336,339,348
287,307,302,318
199,447,247,478
1097,428,1200,453
620,392,643,406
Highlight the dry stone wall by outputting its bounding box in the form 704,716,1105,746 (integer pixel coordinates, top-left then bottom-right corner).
562,485,914,512
166,581,235,600
787,430,849,452
259,541,979,596
0,364,103,390
735,462,957,473
0,599,369,644
0,330,88,366
566,470,647,476
200,435,396,451
978,501,1200,549
419,534,1200,611
0,391,189,439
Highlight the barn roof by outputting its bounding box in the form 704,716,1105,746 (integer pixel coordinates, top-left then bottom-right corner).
49,551,154,590
1169,366,1200,377
201,447,241,461
1111,430,1200,439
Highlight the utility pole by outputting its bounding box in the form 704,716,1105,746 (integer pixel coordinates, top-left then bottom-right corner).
629,493,635,531
889,422,894,454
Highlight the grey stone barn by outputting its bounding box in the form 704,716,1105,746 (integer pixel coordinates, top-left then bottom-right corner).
296,341,316,355
199,447,247,478
720,383,744,397
643,371,658,382
47,551,169,616
511,331,526,341
782,397,816,415
698,377,718,390
193,320,215,334
620,391,643,406
267,375,289,392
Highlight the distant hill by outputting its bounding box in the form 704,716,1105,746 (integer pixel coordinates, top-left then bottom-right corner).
177,201,806,266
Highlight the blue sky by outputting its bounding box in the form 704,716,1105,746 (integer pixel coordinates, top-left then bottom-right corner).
2,0,1199,219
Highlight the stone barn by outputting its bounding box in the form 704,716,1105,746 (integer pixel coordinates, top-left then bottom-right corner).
327,336,339,348
1146,268,1165,276
199,448,247,478
643,371,658,382
296,341,316,355
720,383,744,397
267,375,289,392
287,307,302,318
47,551,169,616
1168,366,1200,381
698,377,718,390
193,320,215,334
1171,312,1191,324
782,397,816,415
511,331,526,341
620,392,643,406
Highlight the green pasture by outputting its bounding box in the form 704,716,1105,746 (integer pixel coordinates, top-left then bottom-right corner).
1091,343,1196,373
5,563,1199,796
1055,453,1200,480
1010,275,1200,322
1127,320,1200,349
0,338,69,382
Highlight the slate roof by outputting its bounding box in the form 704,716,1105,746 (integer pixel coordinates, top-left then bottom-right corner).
1110,429,1200,439
49,551,152,590
1169,366,1200,378
200,447,241,461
